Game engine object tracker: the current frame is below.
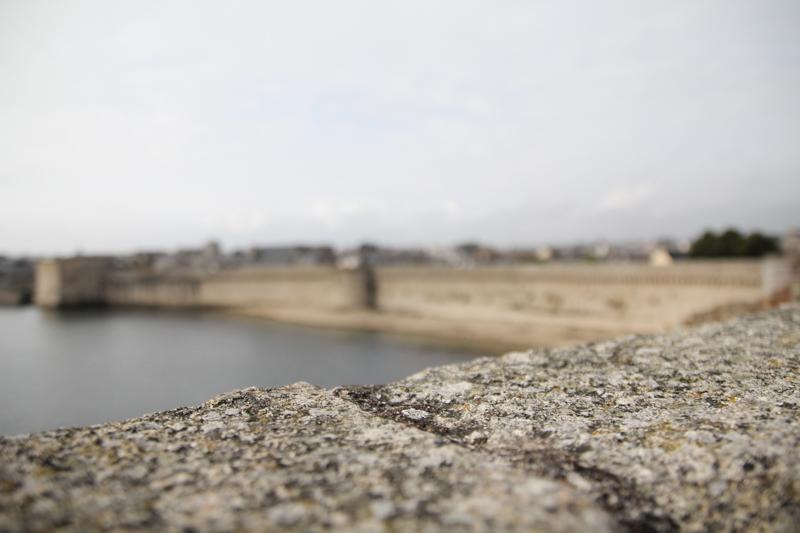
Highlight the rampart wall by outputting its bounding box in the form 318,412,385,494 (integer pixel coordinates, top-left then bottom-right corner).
374,261,765,334
104,272,201,307
200,267,370,310
102,266,371,311
34,257,111,307
35,257,790,349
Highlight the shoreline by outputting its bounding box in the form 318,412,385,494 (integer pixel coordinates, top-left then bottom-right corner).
223,305,657,353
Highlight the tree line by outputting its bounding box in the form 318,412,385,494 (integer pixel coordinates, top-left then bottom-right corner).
689,229,779,258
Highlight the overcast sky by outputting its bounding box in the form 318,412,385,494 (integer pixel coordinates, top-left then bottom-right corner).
1,1,799,255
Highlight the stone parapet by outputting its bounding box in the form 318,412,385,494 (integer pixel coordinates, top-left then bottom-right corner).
2,304,798,532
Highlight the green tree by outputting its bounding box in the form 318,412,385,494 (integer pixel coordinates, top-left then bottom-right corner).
740,232,779,257
689,229,780,258
689,231,719,257
716,229,745,256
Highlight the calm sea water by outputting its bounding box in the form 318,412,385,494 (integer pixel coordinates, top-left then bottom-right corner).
0,307,486,436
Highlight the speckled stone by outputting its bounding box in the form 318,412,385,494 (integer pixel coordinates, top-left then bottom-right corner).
1,305,799,532
337,304,800,533
0,384,615,532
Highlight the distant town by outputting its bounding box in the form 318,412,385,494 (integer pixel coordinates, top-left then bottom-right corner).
1,228,797,309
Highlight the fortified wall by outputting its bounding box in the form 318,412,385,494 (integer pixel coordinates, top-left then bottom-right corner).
33,257,112,307
102,266,372,311
34,257,794,349
35,263,372,311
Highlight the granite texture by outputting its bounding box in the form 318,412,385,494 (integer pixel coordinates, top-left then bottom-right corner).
338,304,800,533
1,304,799,532
0,384,612,533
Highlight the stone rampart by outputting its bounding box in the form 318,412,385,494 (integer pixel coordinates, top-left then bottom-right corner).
104,271,201,307
40,263,372,312
2,305,798,532
34,257,794,348
374,261,765,335
199,266,371,311
34,257,112,308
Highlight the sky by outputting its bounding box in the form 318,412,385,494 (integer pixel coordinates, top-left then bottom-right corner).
1,0,799,256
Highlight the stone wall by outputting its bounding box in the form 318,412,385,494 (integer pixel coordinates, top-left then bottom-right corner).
34,257,112,308
103,266,371,311
34,257,795,348
2,304,798,532
374,261,765,334
199,266,371,311
104,272,201,307
40,263,371,312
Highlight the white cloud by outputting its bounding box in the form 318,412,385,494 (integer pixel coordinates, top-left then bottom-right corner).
199,212,267,234
595,184,656,213
441,200,460,224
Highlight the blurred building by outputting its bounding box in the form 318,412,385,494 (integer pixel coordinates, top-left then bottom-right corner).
246,246,336,266
0,257,35,305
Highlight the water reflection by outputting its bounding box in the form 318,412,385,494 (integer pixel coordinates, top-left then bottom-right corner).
0,307,486,436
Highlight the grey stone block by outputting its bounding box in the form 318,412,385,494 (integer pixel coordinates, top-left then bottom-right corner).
2,305,799,532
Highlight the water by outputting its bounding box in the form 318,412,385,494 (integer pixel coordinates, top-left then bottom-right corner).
0,307,486,436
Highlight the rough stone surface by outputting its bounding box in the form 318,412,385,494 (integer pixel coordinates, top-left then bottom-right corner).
338,304,800,533
0,384,615,532
1,305,799,532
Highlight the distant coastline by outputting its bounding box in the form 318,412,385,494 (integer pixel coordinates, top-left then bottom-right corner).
34,257,796,350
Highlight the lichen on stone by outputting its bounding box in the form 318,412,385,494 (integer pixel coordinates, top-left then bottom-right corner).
1,304,799,532
336,304,800,533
